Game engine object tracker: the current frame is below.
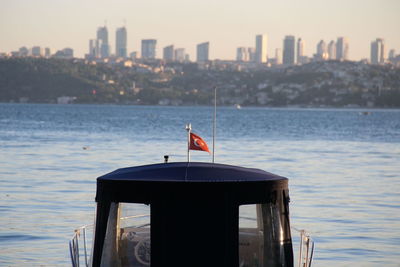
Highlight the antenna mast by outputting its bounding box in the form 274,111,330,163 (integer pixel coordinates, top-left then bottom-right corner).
212,87,217,163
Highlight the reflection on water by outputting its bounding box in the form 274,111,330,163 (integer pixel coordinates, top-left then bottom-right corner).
0,104,399,266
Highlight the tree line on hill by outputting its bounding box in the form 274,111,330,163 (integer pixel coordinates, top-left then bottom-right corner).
0,58,399,107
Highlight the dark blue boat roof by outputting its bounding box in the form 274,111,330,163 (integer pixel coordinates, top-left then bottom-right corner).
98,162,286,182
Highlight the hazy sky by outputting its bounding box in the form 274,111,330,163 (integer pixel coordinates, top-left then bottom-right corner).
1,0,399,60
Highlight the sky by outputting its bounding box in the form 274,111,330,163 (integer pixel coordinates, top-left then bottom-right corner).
1,0,399,61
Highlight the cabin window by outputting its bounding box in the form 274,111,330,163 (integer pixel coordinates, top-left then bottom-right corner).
239,190,293,266
101,202,151,267
239,204,263,266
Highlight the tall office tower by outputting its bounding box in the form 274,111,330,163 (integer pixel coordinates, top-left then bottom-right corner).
163,45,174,62
283,35,296,65
255,34,268,63
327,40,336,60
174,48,186,62
275,48,282,65
89,39,101,58
141,39,157,60
336,37,349,61
236,47,249,61
297,38,304,64
316,40,326,56
196,42,209,62
116,27,127,58
97,26,110,58
370,38,385,65
248,48,256,62
316,40,328,60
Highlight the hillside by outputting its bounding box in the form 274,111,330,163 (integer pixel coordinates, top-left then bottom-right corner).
0,58,399,107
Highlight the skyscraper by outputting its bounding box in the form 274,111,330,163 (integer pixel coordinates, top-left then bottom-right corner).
141,39,157,60
248,48,256,62
297,38,304,64
316,40,328,60
236,47,248,62
327,40,336,60
163,45,174,62
255,34,268,63
97,26,110,58
370,38,385,65
196,42,209,62
174,48,186,62
116,27,127,58
283,35,295,65
336,37,349,61
89,39,101,58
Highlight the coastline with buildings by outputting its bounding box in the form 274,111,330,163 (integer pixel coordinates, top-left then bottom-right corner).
1,25,400,67
0,57,399,108
0,26,399,107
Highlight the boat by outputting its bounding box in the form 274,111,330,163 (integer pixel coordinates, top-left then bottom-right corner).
69,161,314,267
235,104,242,109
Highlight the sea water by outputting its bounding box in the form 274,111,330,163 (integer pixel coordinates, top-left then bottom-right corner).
0,103,399,266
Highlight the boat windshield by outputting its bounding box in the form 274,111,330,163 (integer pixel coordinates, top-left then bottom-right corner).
99,193,292,267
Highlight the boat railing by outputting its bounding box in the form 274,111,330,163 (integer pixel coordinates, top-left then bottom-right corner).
69,224,92,267
69,214,150,267
69,215,314,267
292,227,314,267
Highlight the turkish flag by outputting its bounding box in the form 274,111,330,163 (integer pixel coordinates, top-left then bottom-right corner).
189,132,210,153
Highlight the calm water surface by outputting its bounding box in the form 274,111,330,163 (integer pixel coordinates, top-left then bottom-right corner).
0,103,399,266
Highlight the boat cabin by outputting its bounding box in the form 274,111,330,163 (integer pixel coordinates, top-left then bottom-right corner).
91,162,294,267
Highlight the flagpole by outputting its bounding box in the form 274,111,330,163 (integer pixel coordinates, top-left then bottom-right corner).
212,87,216,163
186,123,191,162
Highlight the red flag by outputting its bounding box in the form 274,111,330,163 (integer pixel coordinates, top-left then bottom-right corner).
189,132,210,153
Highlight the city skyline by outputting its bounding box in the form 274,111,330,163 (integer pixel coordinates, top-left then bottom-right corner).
1,0,399,60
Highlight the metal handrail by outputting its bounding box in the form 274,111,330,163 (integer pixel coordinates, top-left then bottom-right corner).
292,228,314,267
69,214,150,267
70,215,314,267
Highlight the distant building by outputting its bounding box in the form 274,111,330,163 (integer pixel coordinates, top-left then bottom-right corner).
163,45,174,62
89,39,101,58
388,49,396,60
196,42,209,62
116,27,127,58
97,26,110,58
315,40,328,61
184,54,190,62
174,48,185,62
54,48,74,59
336,37,349,61
370,38,385,65
44,48,51,58
19,47,29,57
255,34,268,63
248,48,256,62
31,46,43,57
283,35,295,65
297,38,304,64
130,51,138,61
236,47,249,62
275,48,282,65
327,40,336,60
141,39,157,60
